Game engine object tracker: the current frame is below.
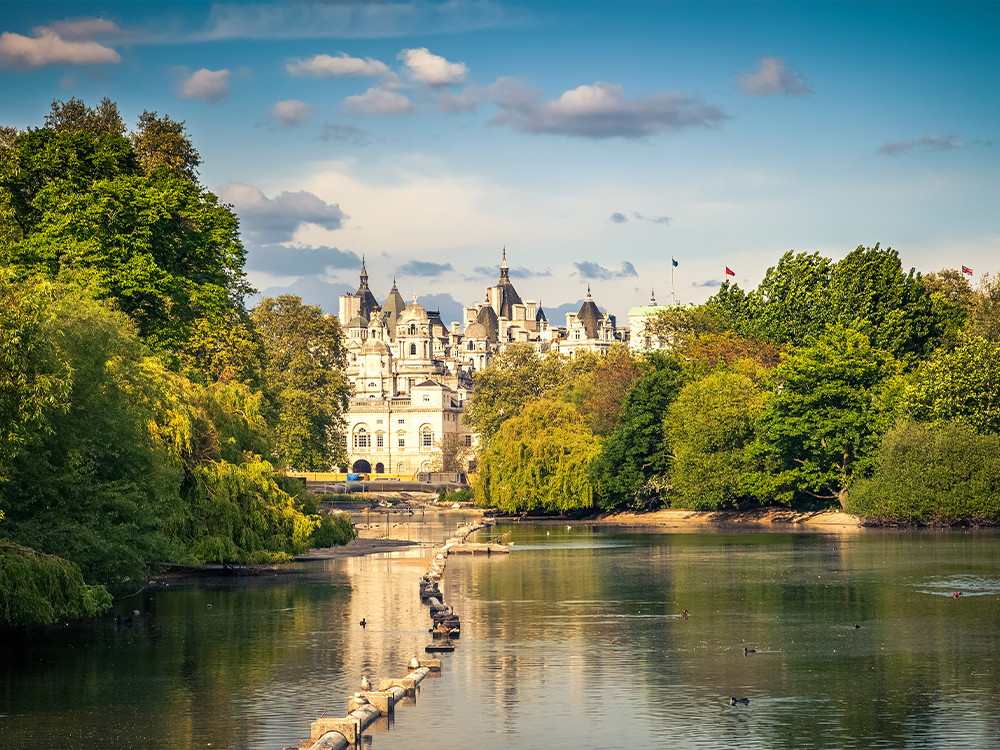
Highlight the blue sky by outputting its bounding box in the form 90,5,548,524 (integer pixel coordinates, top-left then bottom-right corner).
2,1,997,325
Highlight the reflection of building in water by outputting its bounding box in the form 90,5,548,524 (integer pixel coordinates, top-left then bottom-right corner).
337,251,624,474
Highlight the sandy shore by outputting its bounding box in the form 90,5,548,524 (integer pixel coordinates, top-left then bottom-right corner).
293,537,422,561
581,507,863,531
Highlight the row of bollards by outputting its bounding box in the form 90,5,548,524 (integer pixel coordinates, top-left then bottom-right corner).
299,520,494,750
306,661,440,750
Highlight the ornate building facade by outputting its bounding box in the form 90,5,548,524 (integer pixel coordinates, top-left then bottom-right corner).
336,252,623,474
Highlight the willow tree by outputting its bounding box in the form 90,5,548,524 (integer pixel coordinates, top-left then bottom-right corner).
475,399,600,513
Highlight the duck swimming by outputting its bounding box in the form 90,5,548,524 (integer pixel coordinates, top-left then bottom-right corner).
730,696,750,706
744,647,756,656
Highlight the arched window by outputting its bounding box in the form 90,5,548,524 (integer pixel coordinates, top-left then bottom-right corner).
353,427,370,449
410,343,417,355
420,425,433,450
409,323,416,335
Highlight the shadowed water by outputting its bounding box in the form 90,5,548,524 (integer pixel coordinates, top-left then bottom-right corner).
2,518,997,749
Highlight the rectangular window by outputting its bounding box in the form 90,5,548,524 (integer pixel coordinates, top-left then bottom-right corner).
376,434,384,448
464,435,472,447
421,432,433,447
398,418,405,424
398,435,405,448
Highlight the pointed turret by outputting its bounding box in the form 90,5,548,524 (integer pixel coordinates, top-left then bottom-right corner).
354,256,379,322
577,287,602,339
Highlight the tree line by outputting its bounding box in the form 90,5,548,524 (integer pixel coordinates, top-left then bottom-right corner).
466,246,1000,525
0,99,354,627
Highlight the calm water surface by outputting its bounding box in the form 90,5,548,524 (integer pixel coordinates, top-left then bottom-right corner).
2,516,998,749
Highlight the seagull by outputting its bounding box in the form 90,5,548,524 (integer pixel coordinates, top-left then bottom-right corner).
360,618,366,628
409,654,420,670
730,696,750,706
361,675,371,691
353,692,368,705
744,647,756,656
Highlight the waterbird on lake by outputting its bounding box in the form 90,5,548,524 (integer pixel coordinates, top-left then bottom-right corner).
360,618,366,628
353,692,368,705
744,647,756,656
360,675,371,691
409,654,420,670
730,697,750,706
681,610,689,620
953,591,963,598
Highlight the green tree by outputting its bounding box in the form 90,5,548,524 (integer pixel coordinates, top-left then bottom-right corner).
0,101,250,372
0,542,112,627
590,351,687,510
743,250,833,344
251,295,350,470
130,110,202,182
44,96,125,135
665,369,766,510
0,288,183,589
901,335,1000,434
463,343,566,446
571,345,641,437
756,325,900,507
475,398,600,513
923,268,974,350
827,244,940,359
848,421,1000,524
0,272,72,481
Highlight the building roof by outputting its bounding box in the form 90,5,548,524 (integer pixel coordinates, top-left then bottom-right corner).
381,280,407,327
495,248,524,319
576,287,602,339
353,258,380,320
475,304,499,342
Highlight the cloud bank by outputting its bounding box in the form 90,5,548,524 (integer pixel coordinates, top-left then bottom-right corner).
0,20,122,68
180,68,230,102
218,182,347,243
489,79,727,138
575,261,638,279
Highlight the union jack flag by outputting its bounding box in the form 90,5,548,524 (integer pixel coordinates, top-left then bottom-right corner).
962,265,973,276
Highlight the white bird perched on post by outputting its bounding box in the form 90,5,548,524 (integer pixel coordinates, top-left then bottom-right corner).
361,675,371,691
409,654,420,670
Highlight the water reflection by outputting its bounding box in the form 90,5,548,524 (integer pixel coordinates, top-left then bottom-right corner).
1,521,997,750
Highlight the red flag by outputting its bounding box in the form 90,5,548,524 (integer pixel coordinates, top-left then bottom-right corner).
725,266,735,277
962,265,973,276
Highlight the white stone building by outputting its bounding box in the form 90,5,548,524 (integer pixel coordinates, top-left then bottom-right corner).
336,252,624,474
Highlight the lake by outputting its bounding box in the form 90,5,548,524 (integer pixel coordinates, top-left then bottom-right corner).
2,516,998,749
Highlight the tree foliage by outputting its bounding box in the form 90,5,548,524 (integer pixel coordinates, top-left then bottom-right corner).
901,335,1000,434
475,399,600,513
464,343,566,446
251,294,350,470
0,100,250,372
665,370,766,510
849,421,1000,524
590,351,687,510
755,325,900,507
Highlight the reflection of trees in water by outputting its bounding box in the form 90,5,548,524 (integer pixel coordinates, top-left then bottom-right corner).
452,531,1000,749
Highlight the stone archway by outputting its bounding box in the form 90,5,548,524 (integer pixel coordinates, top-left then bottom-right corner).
375,462,385,474
351,459,372,473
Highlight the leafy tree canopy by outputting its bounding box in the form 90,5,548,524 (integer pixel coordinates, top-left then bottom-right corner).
755,325,901,506
475,398,600,513
901,334,1000,434
251,295,350,470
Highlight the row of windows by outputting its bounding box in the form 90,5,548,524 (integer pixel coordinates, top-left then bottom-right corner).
353,426,435,450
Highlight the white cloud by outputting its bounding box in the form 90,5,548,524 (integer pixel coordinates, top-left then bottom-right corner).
0,23,121,69
345,87,415,116
46,18,123,41
398,47,467,86
179,68,231,102
286,52,390,78
739,56,811,96
437,85,484,113
272,99,315,126
489,79,728,138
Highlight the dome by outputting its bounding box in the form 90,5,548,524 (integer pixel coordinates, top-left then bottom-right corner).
465,321,488,339
347,313,369,329
398,302,429,326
